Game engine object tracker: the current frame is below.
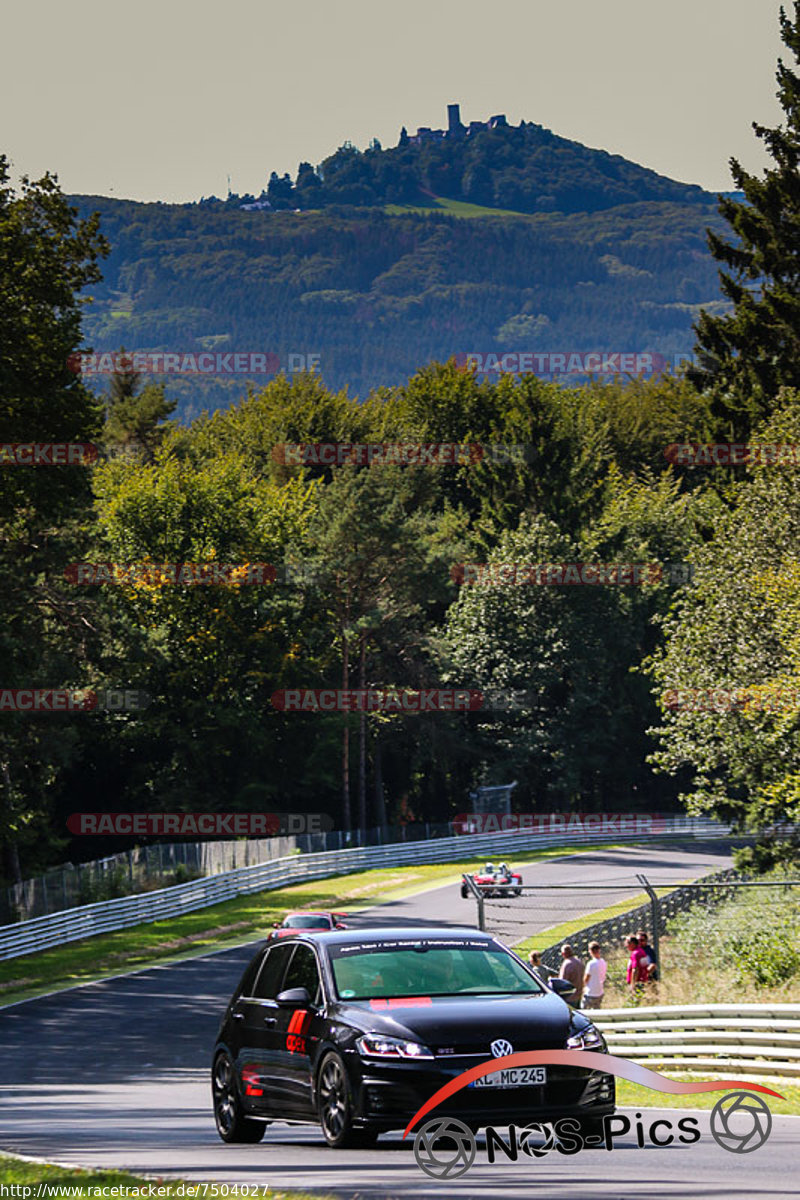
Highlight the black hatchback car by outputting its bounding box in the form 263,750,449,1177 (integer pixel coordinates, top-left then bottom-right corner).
211,926,615,1148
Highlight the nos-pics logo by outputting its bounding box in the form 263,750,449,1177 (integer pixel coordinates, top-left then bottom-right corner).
407,1051,780,1179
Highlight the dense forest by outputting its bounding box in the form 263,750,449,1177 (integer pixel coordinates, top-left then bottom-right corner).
3,4,800,886
68,195,728,412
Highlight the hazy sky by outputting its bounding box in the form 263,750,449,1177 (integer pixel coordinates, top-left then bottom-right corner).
1,0,788,203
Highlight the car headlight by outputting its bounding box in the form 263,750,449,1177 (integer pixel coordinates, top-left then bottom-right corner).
356,1033,434,1059
566,1023,605,1051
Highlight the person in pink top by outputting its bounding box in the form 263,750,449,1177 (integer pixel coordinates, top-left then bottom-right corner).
625,933,649,996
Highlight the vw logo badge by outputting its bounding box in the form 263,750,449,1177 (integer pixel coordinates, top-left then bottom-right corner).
413,1117,476,1179
710,1092,772,1153
490,1038,513,1058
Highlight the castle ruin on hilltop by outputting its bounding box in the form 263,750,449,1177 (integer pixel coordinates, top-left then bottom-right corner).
406,103,508,146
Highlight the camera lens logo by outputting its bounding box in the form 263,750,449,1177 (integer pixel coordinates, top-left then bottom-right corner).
710,1092,773,1153
518,1121,558,1158
413,1117,477,1179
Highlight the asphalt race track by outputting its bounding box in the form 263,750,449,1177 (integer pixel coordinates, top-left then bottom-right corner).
1,842,796,1199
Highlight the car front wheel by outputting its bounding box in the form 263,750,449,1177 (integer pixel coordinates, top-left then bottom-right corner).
212,1052,266,1144
317,1051,376,1148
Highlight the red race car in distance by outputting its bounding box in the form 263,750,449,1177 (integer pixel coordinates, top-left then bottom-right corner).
269,910,349,938
461,861,523,898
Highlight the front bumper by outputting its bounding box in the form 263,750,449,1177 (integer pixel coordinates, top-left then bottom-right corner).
352,1055,615,1130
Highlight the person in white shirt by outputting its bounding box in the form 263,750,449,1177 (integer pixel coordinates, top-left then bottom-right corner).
582,940,607,1009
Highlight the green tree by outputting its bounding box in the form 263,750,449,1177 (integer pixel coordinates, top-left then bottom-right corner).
90,437,320,817
645,392,800,859
442,469,709,810
0,157,107,883
103,350,176,461
298,463,464,832
690,2,800,431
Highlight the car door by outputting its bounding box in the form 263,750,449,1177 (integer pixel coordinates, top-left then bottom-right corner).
235,941,295,1115
270,942,324,1117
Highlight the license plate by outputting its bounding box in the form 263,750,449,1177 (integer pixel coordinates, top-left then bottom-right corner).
470,1066,547,1088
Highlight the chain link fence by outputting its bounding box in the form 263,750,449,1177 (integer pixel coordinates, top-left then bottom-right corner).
470,868,800,997
532,868,741,976
1,820,457,924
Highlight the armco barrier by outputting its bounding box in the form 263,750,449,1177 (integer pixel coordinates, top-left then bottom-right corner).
0,814,729,961
595,1004,800,1078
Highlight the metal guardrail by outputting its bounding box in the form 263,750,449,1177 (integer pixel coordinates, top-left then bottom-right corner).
0,814,730,962
2,821,463,924
595,1004,800,1077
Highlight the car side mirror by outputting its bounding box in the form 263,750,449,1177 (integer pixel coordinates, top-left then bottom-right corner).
335,922,347,929
273,921,282,928
276,986,312,1007
548,977,576,998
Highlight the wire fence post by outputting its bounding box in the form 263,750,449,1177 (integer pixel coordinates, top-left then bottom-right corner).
637,873,660,984
462,872,485,930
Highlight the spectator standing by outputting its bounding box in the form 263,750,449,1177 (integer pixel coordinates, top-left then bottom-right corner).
637,929,658,981
559,943,584,1006
625,934,649,996
528,950,557,986
582,941,607,1009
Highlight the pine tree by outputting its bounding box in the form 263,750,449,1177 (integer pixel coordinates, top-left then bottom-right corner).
690,2,800,433
104,350,176,461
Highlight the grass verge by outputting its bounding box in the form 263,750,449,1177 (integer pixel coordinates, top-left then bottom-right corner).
0,844,613,1007
0,1153,326,1197
615,1076,800,1116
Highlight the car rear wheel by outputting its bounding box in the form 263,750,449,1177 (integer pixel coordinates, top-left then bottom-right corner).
212,1052,266,1144
460,885,468,898
317,1051,376,1148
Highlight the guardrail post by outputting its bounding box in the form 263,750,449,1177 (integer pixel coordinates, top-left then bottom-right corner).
637,873,660,983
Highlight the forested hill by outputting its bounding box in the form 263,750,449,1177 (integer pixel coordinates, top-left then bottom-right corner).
213,118,714,216
64,109,732,413
68,191,729,415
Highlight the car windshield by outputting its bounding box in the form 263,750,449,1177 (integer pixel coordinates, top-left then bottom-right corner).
329,937,544,999
286,915,329,928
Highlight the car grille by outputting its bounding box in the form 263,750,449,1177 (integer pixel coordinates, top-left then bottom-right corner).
432,1038,563,1058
